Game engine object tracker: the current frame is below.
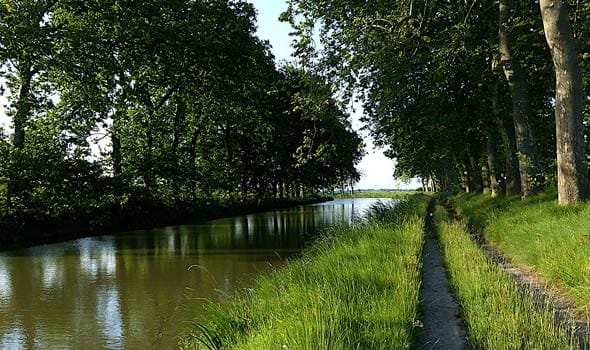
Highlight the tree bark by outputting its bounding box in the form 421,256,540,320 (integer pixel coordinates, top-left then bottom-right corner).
468,152,483,193
539,0,589,204
497,118,521,195
143,117,154,191
440,158,452,192
498,0,543,198
6,67,36,209
111,75,128,178
171,100,185,203
188,127,200,202
486,129,502,197
13,67,35,149
111,118,122,177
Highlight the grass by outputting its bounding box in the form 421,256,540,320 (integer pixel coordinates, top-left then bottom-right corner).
434,205,578,349
450,192,590,321
179,195,429,350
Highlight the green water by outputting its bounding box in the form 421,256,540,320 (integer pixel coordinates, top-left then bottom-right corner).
0,198,392,349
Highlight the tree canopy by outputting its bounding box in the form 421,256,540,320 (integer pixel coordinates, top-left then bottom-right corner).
283,0,590,204
0,0,364,234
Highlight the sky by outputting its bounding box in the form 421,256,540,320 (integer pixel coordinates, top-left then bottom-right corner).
248,0,420,190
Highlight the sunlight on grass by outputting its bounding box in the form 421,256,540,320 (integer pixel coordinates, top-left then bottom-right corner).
451,193,590,321
435,206,577,349
180,196,429,349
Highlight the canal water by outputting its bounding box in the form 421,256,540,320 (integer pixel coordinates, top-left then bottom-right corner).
0,198,392,349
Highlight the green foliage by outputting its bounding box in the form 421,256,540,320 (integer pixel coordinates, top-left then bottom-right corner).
0,1,365,236
282,0,578,193
180,195,429,349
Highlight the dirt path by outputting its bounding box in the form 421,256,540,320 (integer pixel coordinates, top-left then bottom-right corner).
417,200,468,350
442,201,590,349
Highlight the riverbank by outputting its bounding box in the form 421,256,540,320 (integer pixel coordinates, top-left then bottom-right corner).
0,196,331,250
180,195,428,349
179,192,590,349
448,192,590,324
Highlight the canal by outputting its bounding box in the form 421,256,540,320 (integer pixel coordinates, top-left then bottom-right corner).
0,198,392,349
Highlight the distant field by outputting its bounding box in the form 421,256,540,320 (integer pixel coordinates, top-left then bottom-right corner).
333,190,419,199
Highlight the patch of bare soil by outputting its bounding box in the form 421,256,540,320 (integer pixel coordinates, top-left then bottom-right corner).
417,200,468,350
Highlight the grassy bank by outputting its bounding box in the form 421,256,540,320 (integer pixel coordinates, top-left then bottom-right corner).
180,195,429,350
449,193,590,321
434,205,577,349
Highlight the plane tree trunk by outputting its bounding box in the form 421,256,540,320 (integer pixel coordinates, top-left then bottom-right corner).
499,0,543,198
539,0,589,205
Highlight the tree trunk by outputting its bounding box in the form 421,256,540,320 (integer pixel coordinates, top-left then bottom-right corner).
443,159,452,192
438,158,452,192
430,175,437,193
171,100,185,202
486,129,502,197
144,119,154,191
13,68,35,149
458,160,470,193
241,177,248,203
482,164,490,194
539,0,589,204
111,131,122,176
499,0,543,197
171,101,183,166
111,75,128,178
6,67,35,209
188,127,200,202
468,152,483,193
497,118,521,195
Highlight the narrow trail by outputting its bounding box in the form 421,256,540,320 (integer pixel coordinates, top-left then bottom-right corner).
417,200,468,350
442,200,590,350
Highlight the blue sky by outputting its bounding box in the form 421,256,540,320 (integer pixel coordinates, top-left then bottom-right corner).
247,0,419,190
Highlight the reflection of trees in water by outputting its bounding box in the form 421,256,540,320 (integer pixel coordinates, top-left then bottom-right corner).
0,199,391,349
97,289,123,348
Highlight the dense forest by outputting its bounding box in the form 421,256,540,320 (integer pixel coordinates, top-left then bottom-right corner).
0,0,364,236
283,0,590,205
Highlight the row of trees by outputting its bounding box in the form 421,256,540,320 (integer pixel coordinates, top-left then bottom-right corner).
0,0,364,228
283,0,590,205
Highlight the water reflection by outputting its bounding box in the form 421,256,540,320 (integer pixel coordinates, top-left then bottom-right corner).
0,198,393,349
97,289,123,348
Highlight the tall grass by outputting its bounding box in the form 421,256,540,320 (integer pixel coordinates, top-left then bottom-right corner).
180,196,429,350
450,193,590,321
435,206,578,349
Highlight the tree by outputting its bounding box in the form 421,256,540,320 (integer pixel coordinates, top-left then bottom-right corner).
282,0,570,199
497,0,543,197
539,0,589,204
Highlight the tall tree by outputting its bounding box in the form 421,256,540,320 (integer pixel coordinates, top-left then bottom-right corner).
539,0,589,204
498,0,543,197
